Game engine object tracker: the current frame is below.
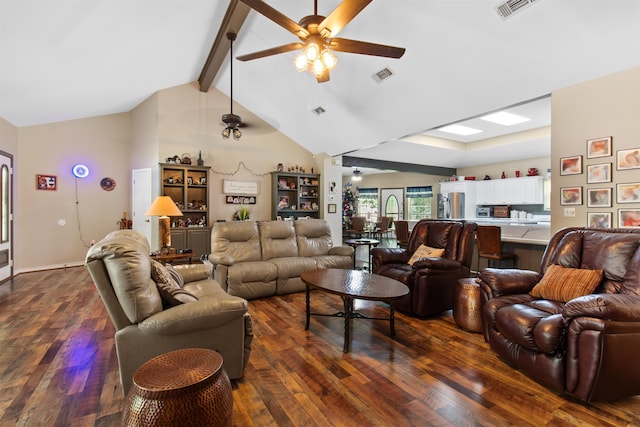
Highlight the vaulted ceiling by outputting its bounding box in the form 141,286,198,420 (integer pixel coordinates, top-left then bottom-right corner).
2,1,639,170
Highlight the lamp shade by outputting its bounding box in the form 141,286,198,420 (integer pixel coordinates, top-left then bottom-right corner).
145,196,183,217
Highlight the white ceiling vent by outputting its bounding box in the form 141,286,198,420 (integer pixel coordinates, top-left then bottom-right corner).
372,67,394,83
312,106,326,116
495,0,541,20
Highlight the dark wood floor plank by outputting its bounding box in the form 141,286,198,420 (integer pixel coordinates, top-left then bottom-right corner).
2,266,640,426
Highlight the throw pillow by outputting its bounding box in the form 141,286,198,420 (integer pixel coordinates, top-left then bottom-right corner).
529,264,603,302
164,264,185,287
150,260,198,307
408,244,445,265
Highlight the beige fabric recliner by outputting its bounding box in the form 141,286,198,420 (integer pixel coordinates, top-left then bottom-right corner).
85,229,252,394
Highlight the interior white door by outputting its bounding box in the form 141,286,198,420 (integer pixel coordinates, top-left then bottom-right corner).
380,188,404,221
0,152,13,282
132,168,153,244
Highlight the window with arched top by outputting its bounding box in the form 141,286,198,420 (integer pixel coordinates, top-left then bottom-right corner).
385,195,400,221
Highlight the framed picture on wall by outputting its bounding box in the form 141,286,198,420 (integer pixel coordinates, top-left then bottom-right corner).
36,174,57,190
560,155,582,175
616,182,640,203
618,209,640,228
560,186,582,205
587,212,612,228
586,136,612,158
616,148,640,170
586,163,612,183
587,188,612,207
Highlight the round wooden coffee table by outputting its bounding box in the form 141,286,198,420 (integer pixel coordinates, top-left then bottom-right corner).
301,269,409,353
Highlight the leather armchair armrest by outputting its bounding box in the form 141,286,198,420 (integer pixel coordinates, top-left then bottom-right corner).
329,246,354,257
478,268,542,297
371,247,409,264
412,257,461,270
173,264,212,282
139,295,248,335
209,253,234,266
564,294,640,323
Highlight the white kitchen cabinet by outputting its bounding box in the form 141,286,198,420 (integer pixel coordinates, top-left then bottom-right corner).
476,176,543,205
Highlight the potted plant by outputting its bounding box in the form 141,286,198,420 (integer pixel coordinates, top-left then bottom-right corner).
235,205,250,221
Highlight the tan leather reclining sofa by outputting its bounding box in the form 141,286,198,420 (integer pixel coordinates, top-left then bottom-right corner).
209,219,354,300
86,229,252,394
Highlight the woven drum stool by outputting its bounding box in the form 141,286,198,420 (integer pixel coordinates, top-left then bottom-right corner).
453,278,483,333
122,348,233,427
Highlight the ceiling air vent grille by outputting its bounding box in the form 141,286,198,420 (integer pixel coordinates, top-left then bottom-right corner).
312,106,326,116
495,0,541,20
372,67,394,83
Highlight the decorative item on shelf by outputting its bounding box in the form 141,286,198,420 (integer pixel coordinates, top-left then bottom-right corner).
181,153,192,165
501,171,506,179
515,170,521,177
117,211,132,229
145,196,183,249
528,168,539,176
483,175,491,180
277,163,283,172
197,151,204,166
166,155,180,164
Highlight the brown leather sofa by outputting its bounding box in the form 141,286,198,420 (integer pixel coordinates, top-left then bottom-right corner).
480,227,640,402
85,230,252,394
371,219,477,317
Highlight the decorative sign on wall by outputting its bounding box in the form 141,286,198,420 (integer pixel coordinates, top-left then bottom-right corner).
36,174,57,190
223,179,259,195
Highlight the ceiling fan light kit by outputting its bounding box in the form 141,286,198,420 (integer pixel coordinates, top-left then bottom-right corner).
238,0,405,83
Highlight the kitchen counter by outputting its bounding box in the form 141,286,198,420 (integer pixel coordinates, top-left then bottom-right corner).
472,218,550,245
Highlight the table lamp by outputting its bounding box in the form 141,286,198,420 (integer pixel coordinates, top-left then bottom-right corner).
145,196,183,249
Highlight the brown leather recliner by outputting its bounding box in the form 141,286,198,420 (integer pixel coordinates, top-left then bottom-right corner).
371,219,477,317
480,227,640,402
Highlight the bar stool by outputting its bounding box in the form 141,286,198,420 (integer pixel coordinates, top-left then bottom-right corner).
476,225,517,274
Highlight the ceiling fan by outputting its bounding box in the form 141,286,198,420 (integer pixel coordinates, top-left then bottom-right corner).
237,0,406,83
221,32,244,140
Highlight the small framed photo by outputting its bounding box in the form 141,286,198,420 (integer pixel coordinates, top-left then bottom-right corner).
587,136,612,158
616,182,640,203
36,174,57,190
587,188,612,207
587,163,612,183
278,195,289,209
616,148,640,170
560,155,583,175
618,209,640,228
328,203,337,214
588,212,612,228
560,186,582,205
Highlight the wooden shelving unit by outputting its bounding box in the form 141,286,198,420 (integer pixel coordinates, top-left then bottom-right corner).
271,172,320,220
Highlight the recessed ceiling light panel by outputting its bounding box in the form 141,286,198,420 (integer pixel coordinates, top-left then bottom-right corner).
437,124,482,136
480,111,531,126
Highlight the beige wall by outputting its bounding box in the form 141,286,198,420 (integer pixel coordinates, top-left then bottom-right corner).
15,113,131,272
551,67,640,231
154,83,319,223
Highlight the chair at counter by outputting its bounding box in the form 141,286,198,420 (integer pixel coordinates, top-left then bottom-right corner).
476,225,517,275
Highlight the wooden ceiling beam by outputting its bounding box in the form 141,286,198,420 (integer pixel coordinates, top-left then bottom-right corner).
198,0,251,92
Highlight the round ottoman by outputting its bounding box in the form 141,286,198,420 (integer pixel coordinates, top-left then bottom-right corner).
453,278,483,333
122,348,233,427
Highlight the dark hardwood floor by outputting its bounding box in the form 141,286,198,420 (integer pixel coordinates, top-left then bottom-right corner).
2,262,640,426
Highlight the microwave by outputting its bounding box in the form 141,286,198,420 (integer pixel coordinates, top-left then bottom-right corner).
476,207,492,218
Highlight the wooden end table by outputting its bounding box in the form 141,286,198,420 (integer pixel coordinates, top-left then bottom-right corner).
301,269,409,353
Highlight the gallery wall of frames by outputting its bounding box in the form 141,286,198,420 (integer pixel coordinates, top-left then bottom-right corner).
559,136,640,228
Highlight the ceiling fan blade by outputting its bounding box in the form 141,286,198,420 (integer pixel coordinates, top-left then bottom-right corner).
236,42,304,61
329,38,406,58
319,0,372,38
240,0,309,38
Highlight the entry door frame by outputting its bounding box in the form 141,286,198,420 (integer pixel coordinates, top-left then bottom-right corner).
0,150,13,283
